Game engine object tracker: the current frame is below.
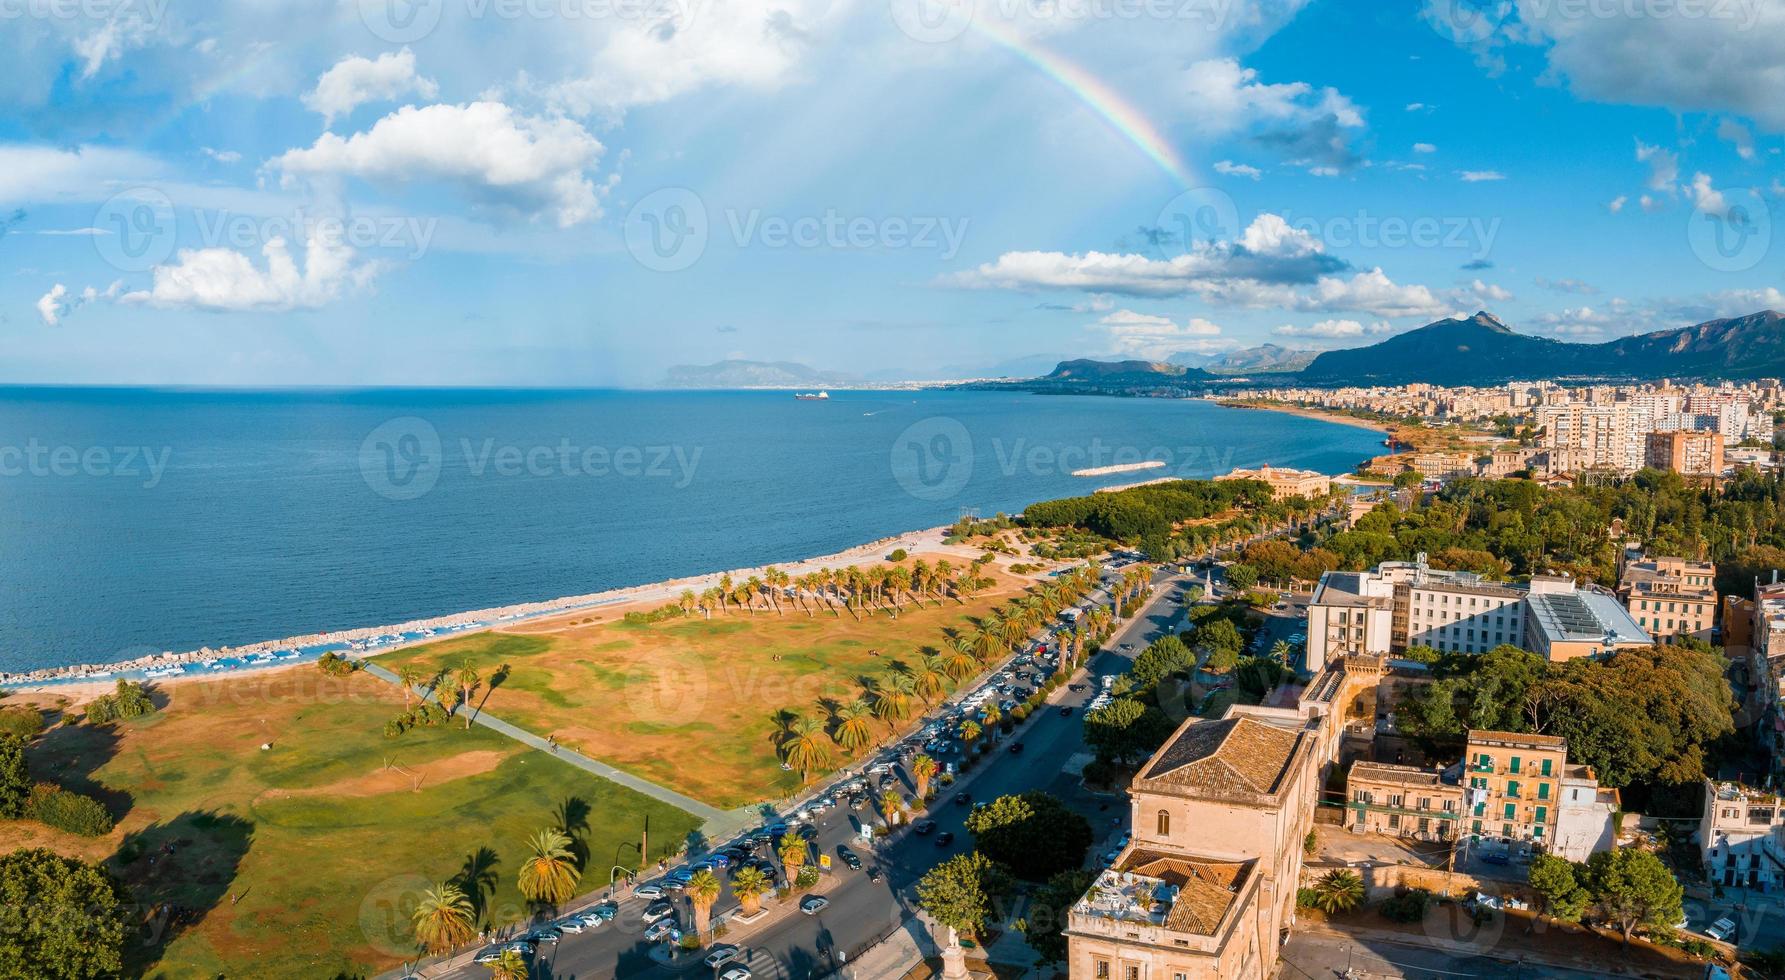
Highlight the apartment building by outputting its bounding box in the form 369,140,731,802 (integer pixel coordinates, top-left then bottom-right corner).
1618,556,1717,642
1304,571,1396,672
1701,781,1785,892
1462,730,1570,853
1213,464,1331,501
1066,707,1325,980
1553,768,1620,862
1344,762,1462,842
1404,575,1525,655
1645,429,1725,479
1404,452,1477,482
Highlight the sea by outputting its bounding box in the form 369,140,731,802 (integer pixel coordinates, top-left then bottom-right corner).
0,387,1384,673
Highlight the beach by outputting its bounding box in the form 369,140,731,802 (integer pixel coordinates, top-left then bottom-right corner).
1216,398,1394,435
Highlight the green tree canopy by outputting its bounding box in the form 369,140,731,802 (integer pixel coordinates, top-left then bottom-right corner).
1527,854,1589,923
964,792,1093,881
917,851,1013,938
1585,848,1683,941
0,848,129,979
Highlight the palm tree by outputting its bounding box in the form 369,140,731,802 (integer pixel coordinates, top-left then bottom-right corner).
782,716,832,781
879,788,905,827
831,701,875,753
959,719,982,747
455,659,481,729
910,754,938,801
969,621,1002,663
732,865,771,915
412,881,476,955
1307,869,1365,914
870,672,915,731
778,834,808,881
485,949,528,980
1269,639,1294,663
517,828,582,908
942,634,979,681
688,868,722,944
396,664,422,709
912,654,948,705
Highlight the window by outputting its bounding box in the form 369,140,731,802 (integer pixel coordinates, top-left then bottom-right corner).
1509,756,1521,774
1507,780,1520,798
1126,968,1140,980
1157,810,1170,837
1095,961,1110,979
1535,806,1548,824
1537,782,1550,801
1540,759,1552,777
1504,803,1516,820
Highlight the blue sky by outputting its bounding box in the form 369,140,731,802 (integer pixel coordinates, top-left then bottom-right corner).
1,0,1782,385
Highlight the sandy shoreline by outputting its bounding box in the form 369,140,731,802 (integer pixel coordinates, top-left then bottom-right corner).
1217,399,1393,436
2,524,979,700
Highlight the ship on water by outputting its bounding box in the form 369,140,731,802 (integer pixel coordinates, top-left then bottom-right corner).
795,391,830,400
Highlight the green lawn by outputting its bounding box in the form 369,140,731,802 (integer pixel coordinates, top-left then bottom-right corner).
2,669,699,978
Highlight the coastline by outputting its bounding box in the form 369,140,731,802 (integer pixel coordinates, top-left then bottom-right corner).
1216,398,1393,436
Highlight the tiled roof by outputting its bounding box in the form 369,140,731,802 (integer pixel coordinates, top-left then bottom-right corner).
1137,715,1303,800
1118,851,1252,937
1467,728,1566,749
1350,761,1452,788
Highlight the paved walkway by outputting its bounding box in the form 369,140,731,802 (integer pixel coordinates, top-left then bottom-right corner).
359,661,736,830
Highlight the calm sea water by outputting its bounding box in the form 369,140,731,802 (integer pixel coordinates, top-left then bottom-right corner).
0,388,1382,671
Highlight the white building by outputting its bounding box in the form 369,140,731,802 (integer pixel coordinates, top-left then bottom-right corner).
1552,767,1619,861
1701,781,1785,892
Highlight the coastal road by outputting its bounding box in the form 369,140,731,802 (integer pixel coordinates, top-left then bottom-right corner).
431,561,1202,980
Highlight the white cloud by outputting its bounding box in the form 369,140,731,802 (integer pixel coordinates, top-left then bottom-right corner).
1405,102,1430,111
1177,58,1366,171
1272,318,1392,340
1535,276,1598,295
1298,269,1451,318
1639,193,1665,213
1635,140,1679,191
1094,310,1225,357
1413,142,1437,153
0,145,166,206
1686,171,1729,216
1455,279,1513,304
1607,195,1627,213
202,147,242,164
1718,118,1757,160
122,231,380,312
1307,166,1340,177
270,101,606,227
1213,160,1263,180
303,48,438,127
1537,305,1619,336
37,227,109,236
35,284,66,326
1458,170,1505,182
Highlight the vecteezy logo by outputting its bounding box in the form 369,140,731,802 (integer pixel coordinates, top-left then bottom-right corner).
1689,187,1773,273
358,873,433,957
891,416,973,501
624,187,709,272
93,187,177,273
358,0,446,43
1152,186,1239,260
888,0,974,43
359,417,443,501
1425,0,1507,44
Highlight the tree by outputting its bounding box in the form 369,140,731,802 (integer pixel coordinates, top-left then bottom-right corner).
1235,657,1291,702
412,881,477,955
485,948,528,980
396,664,423,708
732,865,771,915
1306,869,1364,914
517,828,581,909
911,754,939,801
0,848,128,979
84,679,155,725
1224,563,1259,592
1083,697,1172,765
831,701,875,753
1018,869,1095,967
964,792,1093,881
777,834,808,880
455,659,482,729
782,716,832,780
1128,635,1194,690
880,788,906,827
917,851,1013,940
0,733,29,819
1585,848,1683,941
687,868,722,944
1528,854,1589,923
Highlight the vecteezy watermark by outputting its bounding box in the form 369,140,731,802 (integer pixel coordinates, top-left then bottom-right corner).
357,0,698,43
0,440,172,488
1425,0,1763,43
1688,186,1773,273
1276,208,1502,261
357,417,704,501
887,0,1236,43
0,0,169,28
90,189,439,273
1151,186,1241,260
624,187,970,271
891,416,975,501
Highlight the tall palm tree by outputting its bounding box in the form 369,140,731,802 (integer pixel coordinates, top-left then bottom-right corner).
959,720,982,747
687,868,722,944
912,654,948,705
782,717,831,781
870,672,915,731
1308,869,1365,914
396,664,422,709
412,881,476,955
943,634,979,681
732,865,771,915
517,828,581,909
455,659,481,729
910,754,938,801
831,700,876,753
778,834,808,881
879,788,905,827
485,949,527,980
970,620,1003,663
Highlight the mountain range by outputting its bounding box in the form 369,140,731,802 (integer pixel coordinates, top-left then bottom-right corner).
661,359,857,388
1169,343,1320,375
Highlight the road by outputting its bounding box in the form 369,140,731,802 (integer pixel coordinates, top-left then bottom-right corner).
1277,930,1619,980
433,559,1202,980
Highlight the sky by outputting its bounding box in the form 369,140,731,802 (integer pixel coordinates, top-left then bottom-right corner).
2,0,1784,386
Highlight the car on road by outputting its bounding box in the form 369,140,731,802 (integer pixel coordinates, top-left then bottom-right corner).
800,895,830,915
954,792,971,806
574,903,617,927
634,883,665,899
797,824,819,841
524,924,561,944
1707,916,1737,942
868,866,882,882
912,819,937,835
644,918,680,943
1008,742,1024,754
474,942,533,963
642,900,676,922
836,846,863,870
1059,705,1073,716
704,944,741,968
936,831,955,846
719,966,753,980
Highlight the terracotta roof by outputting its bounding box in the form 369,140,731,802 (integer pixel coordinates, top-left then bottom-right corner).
1349,761,1453,789
1138,715,1304,800
1117,850,1253,936
1467,729,1566,750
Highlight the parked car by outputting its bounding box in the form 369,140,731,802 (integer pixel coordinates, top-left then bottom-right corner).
1059,706,1074,717
634,883,665,899
719,966,753,980
642,900,675,922
704,944,741,968
936,831,955,847
799,895,830,915
1707,917,1737,942
644,918,680,943
1008,742,1025,754
912,819,937,835
577,902,618,926
524,924,561,944
474,942,533,964
954,793,971,806
837,846,863,870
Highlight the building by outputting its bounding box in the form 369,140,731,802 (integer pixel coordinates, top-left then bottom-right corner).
1403,573,1526,656
1463,730,1570,854
1404,451,1476,482
1214,464,1332,501
1305,571,1396,672
1522,588,1652,661
1645,429,1725,478
1065,708,1325,980
1701,781,1785,892
1552,767,1619,861
1344,762,1462,842
1618,556,1717,642
1480,447,1536,479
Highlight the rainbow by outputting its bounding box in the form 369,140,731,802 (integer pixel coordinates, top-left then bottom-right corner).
972,19,1193,188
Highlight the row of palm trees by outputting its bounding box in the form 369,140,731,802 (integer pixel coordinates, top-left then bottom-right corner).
674,556,999,621
389,658,494,731
411,826,582,957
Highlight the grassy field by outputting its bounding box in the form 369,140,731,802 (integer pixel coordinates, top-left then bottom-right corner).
0,669,699,978
379,563,1030,809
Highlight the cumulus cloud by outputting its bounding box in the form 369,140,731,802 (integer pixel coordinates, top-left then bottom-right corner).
1635,140,1679,191
270,101,606,227
303,48,438,127
1213,160,1263,180
35,284,67,326
1458,170,1505,182
119,231,380,312
1094,310,1225,357
201,147,242,164
1298,269,1452,318
1686,172,1729,216
1607,195,1627,213
35,280,122,325
1413,142,1436,153
1455,279,1513,305
1178,58,1366,171
1718,118,1757,160
1272,318,1392,340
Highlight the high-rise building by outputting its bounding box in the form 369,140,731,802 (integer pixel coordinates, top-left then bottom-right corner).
1644,429,1725,478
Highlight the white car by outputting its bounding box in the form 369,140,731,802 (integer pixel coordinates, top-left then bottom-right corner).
634,883,665,899
704,944,741,968
1707,916,1737,942
719,967,753,980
